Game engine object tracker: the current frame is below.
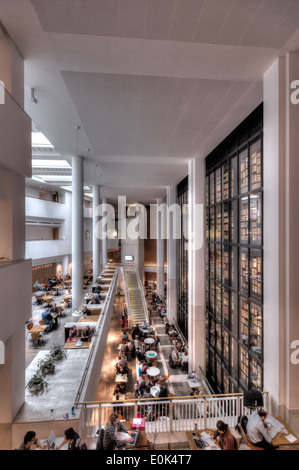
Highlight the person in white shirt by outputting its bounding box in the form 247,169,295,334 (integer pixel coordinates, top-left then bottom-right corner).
246,410,276,450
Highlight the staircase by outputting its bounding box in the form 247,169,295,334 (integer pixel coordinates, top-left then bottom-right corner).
124,269,147,327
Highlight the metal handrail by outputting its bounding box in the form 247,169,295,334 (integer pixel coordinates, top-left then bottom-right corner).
74,267,119,405
75,391,269,406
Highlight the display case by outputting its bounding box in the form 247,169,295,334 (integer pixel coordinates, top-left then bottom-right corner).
239,148,249,194
222,162,229,201
240,347,249,388
216,167,222,203
250,251,262,299
250,303,262,360
205,104,263,393
250,194,262,245
250,140,262,191
240,298,249,347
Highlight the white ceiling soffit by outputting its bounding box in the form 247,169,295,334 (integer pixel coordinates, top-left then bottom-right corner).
2,0,299,203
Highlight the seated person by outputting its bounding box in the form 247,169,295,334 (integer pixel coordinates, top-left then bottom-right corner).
81,325,93,341
136,347,145,362
117,353,127,368
65,273,71,280
187,370,198,381
120,342,129,355
69,325,79,339
181,350,188,371
246,410,276,450
49,303,59,327
141,321,148,330
211,421,239,450
168,326,177,337
18,431,46,450
121,330,129,341
56,427,85,451
41,309,53,328
142,386,151,399
171,347,181,366
91,294,101,304
138,361,147,377
132,324,141,340
33,281,40,292
81,306,91,316
103,412,134,450
158,385,168,398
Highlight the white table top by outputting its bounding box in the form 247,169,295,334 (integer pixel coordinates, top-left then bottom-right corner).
150,385,161,397
115,374,128,383
147,367,160,377
187,378,202,389
144,337,155,344
145,351,157,358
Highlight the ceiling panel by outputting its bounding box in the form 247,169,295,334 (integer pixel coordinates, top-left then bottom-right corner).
31,0,299,48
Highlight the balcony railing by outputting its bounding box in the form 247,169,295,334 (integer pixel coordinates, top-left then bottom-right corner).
76,392,270,440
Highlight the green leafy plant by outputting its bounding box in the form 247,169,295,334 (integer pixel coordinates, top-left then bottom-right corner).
37,356,55,376
26,372,49,395
49,344,67,363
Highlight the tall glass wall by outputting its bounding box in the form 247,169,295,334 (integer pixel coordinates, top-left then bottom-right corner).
205,105,263,393
177,176,189,340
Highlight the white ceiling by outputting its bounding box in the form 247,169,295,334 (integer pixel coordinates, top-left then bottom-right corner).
1,0,299,203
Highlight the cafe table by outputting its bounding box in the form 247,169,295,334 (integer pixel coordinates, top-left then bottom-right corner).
147,366,160,377
115,374,129,384
272,416,299,448
150,385,161,398
144,337,155,345
145,351,157,361
42,295,55,305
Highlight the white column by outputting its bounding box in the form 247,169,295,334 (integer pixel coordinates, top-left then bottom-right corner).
72,156,84,309
62,255,69,277
263,53,299,433
188,158,205,374
93,185,101,281
157,198,165,298
167,186,177,323
101,198,108,268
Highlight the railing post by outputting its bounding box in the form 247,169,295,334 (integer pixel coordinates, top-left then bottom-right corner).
203,399,208,429
169,400,173,433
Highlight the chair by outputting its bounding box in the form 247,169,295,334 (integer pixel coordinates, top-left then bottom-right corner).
161,370,170,382
240,422,263,450
26,322,34,341
29,332,42,348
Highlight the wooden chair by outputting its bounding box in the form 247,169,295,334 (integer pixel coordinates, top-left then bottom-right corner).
240,423,264,450
26,322,34,340
29,332,42,348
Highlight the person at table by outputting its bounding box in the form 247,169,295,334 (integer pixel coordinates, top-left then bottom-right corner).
132,323,141,340
56,427,86,451
136,347,145,362
141,321,148,330
17,431,46,450
81,305,91,316
103,412,134,450
211,421,239,450
171,347,181,367
81,325,93,341
49,303,59,327
116,363,129,376
121,330,129,341
187,370,198,381
42,309,54,328
33,281,41,292
181,350,188,371
168,326,177,338
69,325,79,339
117,352,127,368
91,294,101,304
138,361,147,377
142,386,152,399
65,273,71,280
246,410,276,451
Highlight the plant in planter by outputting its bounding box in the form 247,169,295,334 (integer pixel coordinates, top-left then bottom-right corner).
26,372,49,395
49,344,67,363
37,356,55,376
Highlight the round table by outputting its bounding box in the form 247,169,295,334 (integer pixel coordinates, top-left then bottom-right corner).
150,385,161,398
144,337,155,345
147,366,160,377
145,351,157,360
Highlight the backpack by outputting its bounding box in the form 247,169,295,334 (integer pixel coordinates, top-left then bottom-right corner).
235,415,248,434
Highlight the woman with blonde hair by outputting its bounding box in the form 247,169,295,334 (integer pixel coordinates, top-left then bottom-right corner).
103,412,134,450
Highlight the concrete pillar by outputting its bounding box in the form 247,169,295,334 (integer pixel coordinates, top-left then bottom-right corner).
188,158,205,374
263,52,299,434
93,185,101,281
167,186,177,323
62,255,69,277
101,198,108,268
157,198,165,298
72,156,84,308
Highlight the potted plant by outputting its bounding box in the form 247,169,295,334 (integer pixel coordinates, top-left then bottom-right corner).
26,372,49,395
49,344,67,363
37,356,55,376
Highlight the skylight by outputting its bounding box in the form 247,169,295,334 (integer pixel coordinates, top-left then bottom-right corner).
32,160,71,169
32,132,54,148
